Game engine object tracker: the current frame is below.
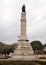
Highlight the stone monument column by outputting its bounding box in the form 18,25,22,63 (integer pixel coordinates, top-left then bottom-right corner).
20,5,27,40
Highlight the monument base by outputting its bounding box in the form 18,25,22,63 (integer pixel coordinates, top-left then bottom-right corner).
10,40,36,60
11,55,36,60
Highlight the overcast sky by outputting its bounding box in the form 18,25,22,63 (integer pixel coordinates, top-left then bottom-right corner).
0,0,46,44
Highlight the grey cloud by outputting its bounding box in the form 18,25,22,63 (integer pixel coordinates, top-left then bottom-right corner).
0,0,46,44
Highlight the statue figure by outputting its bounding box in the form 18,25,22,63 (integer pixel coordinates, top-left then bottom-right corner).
22,4,25,12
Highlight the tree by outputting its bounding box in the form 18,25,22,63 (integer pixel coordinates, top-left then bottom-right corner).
0,42,18,58
30,40,43,54
0,42,15,58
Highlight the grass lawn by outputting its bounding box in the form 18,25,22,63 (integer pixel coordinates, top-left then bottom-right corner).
0,59,46,65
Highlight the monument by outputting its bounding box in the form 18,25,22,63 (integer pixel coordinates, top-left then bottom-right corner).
11,5,36,60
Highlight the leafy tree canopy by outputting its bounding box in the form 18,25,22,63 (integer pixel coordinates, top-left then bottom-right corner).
30,40,43,50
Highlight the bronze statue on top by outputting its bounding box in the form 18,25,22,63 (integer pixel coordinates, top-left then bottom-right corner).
22,4,25,12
